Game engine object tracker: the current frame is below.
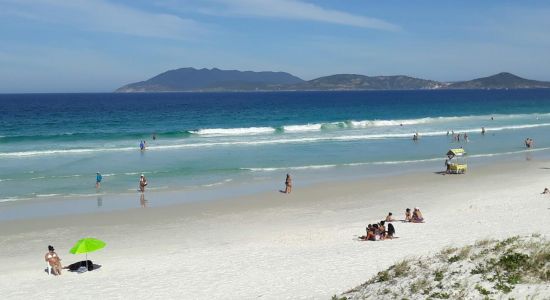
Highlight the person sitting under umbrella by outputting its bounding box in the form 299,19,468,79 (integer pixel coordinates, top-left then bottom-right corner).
45,245,63,275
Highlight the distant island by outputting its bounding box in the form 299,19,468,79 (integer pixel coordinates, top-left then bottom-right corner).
115,68,550,92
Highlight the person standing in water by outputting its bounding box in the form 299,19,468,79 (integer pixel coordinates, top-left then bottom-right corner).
284,174,292,194
139,140,145,151
139,174,148,192
481,127,485,135
96,172,102,189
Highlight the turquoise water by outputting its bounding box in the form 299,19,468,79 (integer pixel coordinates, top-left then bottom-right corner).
1,90,550,204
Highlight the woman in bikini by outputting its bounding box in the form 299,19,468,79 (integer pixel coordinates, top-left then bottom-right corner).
284,174,292,194
45,245,62,275
139,174,148,192
412,207,424,223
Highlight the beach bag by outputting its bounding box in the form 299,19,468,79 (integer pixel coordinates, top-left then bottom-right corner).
68,260,94,271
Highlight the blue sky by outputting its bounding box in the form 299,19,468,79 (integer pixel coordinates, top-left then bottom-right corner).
0,0,549,92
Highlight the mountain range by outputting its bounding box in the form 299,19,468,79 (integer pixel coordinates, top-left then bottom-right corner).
115,68,550,92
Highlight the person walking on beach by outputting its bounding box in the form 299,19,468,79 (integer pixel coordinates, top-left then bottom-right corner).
96,172,102,189
139,174,148,192
284,174,292,194
45,245,62,275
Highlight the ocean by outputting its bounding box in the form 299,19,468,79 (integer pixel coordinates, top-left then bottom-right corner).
1,89,550,209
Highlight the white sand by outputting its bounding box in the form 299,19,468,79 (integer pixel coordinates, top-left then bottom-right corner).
1,160,549,299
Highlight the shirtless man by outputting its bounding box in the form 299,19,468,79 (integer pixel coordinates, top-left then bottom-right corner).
45,245,62,275
385,212,396,222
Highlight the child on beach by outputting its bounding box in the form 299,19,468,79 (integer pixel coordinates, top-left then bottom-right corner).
404,208,412,222
387,223,396,239
378,221,386,240
385,212,395,222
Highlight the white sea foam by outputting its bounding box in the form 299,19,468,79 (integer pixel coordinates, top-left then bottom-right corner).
2,121,550,158
191,127,275,136
202,179,233,187
0,197,32,203
52,174,82,178
283,124,323,132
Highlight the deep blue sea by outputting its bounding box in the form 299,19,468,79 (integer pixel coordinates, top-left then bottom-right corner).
2,89,550,205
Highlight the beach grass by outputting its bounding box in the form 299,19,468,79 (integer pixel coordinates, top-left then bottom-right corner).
340,235,550,299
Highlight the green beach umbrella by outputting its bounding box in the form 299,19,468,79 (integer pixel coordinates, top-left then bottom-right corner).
69,238,106,271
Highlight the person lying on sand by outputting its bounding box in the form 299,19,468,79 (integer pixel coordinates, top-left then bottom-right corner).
404,208,412,222
412,207,424,223
385,212,395,222
542,188,550,194
45,245,62,275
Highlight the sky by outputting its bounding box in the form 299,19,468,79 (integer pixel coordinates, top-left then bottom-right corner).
0,0,549,93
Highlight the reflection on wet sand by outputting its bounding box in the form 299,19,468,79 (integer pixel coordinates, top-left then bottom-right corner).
140,193,148,208
97,196,103,207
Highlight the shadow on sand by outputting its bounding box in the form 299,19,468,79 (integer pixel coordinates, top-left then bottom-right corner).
65,260,102,272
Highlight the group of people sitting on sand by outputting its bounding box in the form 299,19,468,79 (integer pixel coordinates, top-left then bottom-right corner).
404,207,424,223
359,220,395,241
359,208,424,241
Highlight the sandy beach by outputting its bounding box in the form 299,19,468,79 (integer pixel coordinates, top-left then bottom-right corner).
1,159,549,299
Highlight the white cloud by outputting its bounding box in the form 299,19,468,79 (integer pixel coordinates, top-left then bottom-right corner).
194,0,399,31
0,0,204,40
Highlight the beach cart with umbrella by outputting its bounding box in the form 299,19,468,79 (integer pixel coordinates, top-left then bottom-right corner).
446,148,467,174
69,238,106,272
